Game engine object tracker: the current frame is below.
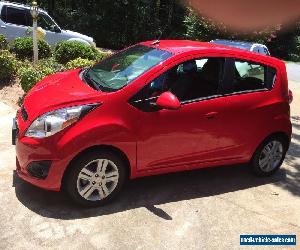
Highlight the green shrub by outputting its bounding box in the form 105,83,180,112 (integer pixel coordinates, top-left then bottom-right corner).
294,36,300,54
0,50,17,82
0,35,8,50
54,41,101,64
19,66,42,92
95,50,113,61
11,37,52,60
38,58,66,74
66,57,95,70
288,53,300,62
18,58,66,92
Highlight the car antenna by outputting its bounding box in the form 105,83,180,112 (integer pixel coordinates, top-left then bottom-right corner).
152,30,162,45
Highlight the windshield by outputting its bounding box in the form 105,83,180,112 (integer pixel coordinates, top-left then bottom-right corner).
85,45,172,92
38,13,60,32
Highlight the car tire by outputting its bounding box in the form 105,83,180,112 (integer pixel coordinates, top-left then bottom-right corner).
65,151,127,207
251,135,288,177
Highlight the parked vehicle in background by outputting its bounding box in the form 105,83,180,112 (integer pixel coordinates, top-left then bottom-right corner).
0,1,95,46
13,40,292,207
211,39,270,55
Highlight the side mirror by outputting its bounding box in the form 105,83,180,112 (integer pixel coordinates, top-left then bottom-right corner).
156,91,181,110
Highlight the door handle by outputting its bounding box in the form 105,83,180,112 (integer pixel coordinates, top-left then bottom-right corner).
0,25,6,29
205,112,218,119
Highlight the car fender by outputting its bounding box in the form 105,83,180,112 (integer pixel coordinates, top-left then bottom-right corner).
56,117,137,176
248,113,292,159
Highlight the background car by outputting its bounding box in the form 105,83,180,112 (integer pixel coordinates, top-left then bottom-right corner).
0,1,95,46
210,39,270,55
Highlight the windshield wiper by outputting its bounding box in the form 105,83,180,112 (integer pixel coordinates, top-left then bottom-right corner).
82,68,101,91
85,68,116,92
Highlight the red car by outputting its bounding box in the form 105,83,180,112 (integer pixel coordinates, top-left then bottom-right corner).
13,40,292,206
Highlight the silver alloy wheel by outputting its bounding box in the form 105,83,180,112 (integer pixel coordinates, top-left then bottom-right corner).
77,159,119,201
258,140,283,172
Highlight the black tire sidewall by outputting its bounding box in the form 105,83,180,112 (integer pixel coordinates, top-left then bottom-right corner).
65,151,127,207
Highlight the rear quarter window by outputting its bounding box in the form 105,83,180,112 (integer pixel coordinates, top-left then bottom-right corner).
233,60,276,93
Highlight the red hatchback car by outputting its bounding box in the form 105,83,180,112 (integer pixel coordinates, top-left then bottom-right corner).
13,40,292,206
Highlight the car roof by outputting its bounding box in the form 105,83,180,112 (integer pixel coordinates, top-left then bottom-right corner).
0,1,47,14
141,40,265,55
141,40,236,54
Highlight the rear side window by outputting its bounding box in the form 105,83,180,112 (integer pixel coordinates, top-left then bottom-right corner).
233,60,276,93
1,6,31,26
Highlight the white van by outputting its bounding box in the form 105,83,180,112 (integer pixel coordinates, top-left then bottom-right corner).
0,1,95,46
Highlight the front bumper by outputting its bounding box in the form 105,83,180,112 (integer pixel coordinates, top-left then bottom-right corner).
14,121,71,191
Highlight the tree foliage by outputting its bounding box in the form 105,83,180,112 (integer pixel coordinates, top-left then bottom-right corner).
13,0,300,60
14,0,186,49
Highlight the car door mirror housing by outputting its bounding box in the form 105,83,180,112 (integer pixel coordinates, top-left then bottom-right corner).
156,91,181,110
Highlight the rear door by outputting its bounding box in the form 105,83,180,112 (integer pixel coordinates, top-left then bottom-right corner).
218,57,277,160
0,5,31,42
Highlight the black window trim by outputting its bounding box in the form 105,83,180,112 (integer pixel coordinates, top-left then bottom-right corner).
180,94,223,105
221,88,270,98
131,86,272,110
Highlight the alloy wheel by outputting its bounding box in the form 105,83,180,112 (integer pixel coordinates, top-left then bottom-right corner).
76,159,119,201
258,140,283,173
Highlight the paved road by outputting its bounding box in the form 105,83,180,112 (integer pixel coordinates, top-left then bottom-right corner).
286,62,300,82
0,66,299,250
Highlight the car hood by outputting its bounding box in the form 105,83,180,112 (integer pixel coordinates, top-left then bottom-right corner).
62,30,93,43
23,69,105,121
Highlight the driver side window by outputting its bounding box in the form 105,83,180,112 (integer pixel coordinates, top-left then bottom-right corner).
148,58,224,102
130,57,225,111
38,14,58,32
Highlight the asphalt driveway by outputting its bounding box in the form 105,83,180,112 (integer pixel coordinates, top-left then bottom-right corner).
286,62,300,82
0,68,299,249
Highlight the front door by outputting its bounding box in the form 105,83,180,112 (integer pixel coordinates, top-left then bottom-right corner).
132,57,232,171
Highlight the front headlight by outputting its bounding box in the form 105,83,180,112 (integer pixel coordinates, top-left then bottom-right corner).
25,104,98,138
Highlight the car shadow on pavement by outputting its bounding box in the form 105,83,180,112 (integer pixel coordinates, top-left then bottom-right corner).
13,164,287,221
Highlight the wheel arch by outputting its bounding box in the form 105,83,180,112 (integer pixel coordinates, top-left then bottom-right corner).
251,131,291,160
263,131,290,147
61,144,131,189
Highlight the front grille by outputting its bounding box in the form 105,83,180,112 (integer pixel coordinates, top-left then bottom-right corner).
21,106,28,121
